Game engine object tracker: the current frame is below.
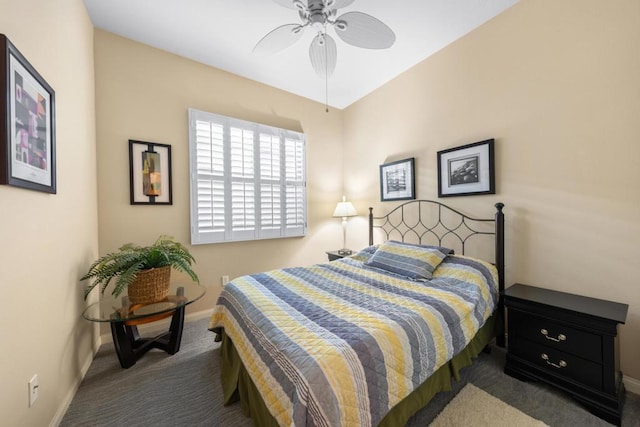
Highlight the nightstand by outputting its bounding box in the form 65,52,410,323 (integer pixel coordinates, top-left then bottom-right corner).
326,250,351,261
504,283,628,426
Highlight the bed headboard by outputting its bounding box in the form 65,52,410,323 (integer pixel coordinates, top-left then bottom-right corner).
368,200,505,347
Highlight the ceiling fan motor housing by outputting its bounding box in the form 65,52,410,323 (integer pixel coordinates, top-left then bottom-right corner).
307,0,330,30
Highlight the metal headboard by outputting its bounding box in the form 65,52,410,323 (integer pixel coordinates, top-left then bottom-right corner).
368,200,505,347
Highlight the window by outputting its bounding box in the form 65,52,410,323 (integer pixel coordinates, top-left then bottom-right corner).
188,108,306,244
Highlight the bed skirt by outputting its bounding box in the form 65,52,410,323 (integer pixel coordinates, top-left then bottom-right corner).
213,314,497,427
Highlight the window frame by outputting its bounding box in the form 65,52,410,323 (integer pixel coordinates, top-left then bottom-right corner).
188,108,307,245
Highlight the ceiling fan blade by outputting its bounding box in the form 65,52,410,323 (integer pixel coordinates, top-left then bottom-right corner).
272,0,308,11
309,33,337,78
253,24,305,55
334,11,395,49
329,0,355,9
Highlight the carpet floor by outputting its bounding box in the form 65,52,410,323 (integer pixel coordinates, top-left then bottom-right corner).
61,318,640,426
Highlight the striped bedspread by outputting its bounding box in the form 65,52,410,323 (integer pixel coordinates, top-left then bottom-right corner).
209,247,498,427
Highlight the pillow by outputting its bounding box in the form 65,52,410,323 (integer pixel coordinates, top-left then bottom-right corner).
364,240,450,281
389,240,453,256
348,245,379,262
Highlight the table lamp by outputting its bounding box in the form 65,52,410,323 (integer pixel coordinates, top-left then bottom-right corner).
333,196,358,255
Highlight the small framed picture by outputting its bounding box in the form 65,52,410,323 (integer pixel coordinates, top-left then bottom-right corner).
380,157,415,201
0,34,56,193
129,140,173,205
437,139,495,197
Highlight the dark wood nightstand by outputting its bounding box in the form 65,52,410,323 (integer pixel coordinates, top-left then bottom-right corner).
504,283,628,426
326,250,351,261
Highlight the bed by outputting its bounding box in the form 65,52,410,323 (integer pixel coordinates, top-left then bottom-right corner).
210,200,505,426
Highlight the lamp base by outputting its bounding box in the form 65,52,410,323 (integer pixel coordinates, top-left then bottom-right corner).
338,249,353,256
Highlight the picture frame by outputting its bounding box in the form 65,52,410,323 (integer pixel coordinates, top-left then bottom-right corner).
380,157,415,201
129,139,173,205
0,34,56,193
437,139,495,197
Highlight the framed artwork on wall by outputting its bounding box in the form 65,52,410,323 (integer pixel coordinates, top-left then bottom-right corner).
0,34,56,193
380,157,415,201
129,139,173,205
437,139,495,197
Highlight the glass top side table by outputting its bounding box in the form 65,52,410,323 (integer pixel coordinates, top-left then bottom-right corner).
83,282,206,368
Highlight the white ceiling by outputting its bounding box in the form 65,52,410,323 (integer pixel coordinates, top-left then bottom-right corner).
83,0,519,109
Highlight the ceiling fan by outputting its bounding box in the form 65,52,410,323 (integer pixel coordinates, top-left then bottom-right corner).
254,0,396,79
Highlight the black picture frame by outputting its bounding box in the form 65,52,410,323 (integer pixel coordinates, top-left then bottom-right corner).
380,157,415,201
129,140,173,205
437,139,495,197
0,34,56,193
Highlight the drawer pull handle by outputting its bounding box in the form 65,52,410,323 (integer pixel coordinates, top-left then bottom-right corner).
540,329,566,342
541,353,567,369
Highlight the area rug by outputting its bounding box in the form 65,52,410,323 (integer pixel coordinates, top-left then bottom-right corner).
429,383,549,427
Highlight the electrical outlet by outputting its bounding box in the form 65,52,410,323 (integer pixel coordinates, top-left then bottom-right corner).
221,275,229,287
28,374,39,408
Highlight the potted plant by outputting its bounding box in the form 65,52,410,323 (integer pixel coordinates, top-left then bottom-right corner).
81,235,199,304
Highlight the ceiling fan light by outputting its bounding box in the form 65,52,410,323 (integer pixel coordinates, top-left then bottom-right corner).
335,20,347,31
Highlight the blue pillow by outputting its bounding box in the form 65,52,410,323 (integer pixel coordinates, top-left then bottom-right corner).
386,240,453,256
364,240,450,281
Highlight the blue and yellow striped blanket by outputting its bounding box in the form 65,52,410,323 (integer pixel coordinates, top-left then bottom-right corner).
209,247,498,426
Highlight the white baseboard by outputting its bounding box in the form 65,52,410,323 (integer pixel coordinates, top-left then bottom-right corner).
99,308,214,344
624,374,640,395
50,334,101,427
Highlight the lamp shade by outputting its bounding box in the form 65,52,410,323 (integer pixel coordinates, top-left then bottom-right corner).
333,197,357,218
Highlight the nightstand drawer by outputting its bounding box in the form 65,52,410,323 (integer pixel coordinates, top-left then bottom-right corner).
509,309,602,363
509,336,603,390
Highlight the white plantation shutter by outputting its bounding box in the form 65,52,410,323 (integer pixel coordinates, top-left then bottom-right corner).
194,121,224,235
260,134,282,233
189,108,306,244
285,138,305,235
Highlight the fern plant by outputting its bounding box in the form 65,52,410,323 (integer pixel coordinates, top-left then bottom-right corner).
81,235,199,300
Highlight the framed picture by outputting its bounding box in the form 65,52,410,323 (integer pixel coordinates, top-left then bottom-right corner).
437,139,495,197
129,140,172,205
0,34,56,193
380,157,415,201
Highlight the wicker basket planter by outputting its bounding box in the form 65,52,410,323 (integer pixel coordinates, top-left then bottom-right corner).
127,266,171,304
82,236,199,302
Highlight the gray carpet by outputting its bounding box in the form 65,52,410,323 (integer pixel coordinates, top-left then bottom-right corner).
61,318,640,426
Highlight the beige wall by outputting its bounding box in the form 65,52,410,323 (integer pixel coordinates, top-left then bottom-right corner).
0,0,98,425
93,31,345,322
0,0,635,423
343,0,640,379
